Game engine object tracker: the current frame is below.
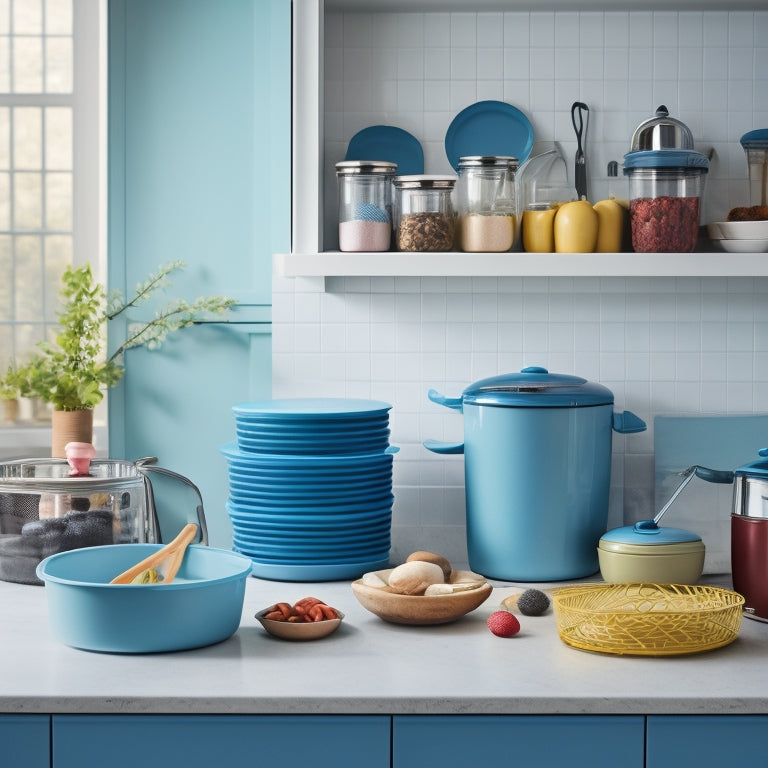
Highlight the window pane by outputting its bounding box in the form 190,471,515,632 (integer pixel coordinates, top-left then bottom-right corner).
15,321,44,355
0,235,10,321
13,171,42,228
45,170,70,229
44,232,68,320
0,172,9,229
12,35,42,92
14,234,42,322
45,105,70,169
45,0,70,35
0,0,9,35
0,36,9,92
0,326,11,371
45,35,71,93
13,0,42,35
13,105,41,168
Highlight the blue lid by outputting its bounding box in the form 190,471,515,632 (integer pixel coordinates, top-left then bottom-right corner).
734,448,768,478
740,129,768,149
623,149,709,172
461,366,615,407
601,522,702,545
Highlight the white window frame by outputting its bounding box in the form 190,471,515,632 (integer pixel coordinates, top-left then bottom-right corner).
0,0,107,457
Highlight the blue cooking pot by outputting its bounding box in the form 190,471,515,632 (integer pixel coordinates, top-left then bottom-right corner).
424,366,646,581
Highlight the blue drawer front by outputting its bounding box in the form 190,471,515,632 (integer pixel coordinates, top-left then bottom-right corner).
53,714,390,768
647,715,768,767
393,714,645,768
0,714,50,768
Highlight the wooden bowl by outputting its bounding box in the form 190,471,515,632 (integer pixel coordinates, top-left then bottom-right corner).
256,608,344,641
351,569,493,625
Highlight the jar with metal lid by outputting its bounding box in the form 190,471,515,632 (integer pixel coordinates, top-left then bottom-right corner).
454,156,519,253
740,129,768,207
393,175,456,252
335,160,397,252
623,106,708,253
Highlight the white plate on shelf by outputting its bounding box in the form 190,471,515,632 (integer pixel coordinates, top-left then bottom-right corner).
708,220,768,240
714,238,768,253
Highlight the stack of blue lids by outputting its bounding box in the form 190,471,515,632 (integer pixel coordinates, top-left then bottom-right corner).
221,398,395,582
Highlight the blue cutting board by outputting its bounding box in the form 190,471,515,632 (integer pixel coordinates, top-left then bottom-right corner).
654,414,768,574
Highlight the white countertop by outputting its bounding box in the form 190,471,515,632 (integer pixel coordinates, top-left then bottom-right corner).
3,574,768,716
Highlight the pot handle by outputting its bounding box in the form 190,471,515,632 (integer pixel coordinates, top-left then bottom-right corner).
694,466,734,484
423,439,465,455
135,458,209,546
612,410,647,434
428,388,463,412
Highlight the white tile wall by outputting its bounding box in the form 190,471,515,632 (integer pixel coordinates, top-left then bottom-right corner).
274,9,768,569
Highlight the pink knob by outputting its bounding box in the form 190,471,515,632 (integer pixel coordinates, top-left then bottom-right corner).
64,441,96,476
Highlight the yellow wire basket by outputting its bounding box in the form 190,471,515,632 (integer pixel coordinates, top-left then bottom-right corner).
552,582,745,656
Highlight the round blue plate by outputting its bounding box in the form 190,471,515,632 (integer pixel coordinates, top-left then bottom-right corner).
345,125,424,175
445,100,534,171
243,555,391,582
233,398,391,420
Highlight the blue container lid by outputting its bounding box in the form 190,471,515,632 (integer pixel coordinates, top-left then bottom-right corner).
461,366,615,407
623,149,709,172
601,521,702,546
741,129,768,149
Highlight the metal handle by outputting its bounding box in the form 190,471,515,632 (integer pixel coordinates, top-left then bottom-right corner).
135,458,209,546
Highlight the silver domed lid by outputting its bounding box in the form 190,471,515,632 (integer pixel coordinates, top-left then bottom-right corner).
630,105,694,151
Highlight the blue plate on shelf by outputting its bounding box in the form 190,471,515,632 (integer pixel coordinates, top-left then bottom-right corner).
444,100,535,171
233,398,392,421
345,125,424,175
243,555,391,582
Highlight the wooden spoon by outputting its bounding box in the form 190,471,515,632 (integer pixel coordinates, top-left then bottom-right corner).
110,523,198,585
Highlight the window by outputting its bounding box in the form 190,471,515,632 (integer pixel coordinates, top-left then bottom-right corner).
0,0,105,431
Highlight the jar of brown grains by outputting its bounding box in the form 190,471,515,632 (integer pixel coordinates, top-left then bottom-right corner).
393,175,457,252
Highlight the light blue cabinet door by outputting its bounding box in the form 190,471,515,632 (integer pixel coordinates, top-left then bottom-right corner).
0,714,49,768
393,715,645,768
107,0,290,548
53,714,390,768
647,715,768,767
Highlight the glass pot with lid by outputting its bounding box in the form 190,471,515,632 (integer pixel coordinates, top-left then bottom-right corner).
0,456,207,585
623,105,709,253
454,156,519,252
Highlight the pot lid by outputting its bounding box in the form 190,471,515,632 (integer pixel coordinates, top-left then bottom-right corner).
734,448,768,479
623,149,709,172
461,366,615,407
740,129,768,150
600,521,703,548
630,105,694,151
0,458,143,493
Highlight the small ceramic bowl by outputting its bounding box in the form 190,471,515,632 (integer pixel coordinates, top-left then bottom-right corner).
351,569,492,625
707,220,768,240
598,522,705,584
255,608,344,641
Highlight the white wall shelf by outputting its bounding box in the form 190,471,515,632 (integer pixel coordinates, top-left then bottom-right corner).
275,251,768,281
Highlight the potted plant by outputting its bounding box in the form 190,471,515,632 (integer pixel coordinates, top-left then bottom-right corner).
0,363,24,424
4,261,234,456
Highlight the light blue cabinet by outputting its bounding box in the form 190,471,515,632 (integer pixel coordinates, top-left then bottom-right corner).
52,714,390,768
646,715,768,767
107,0,290,547
0,714,49,768
393,715,645,768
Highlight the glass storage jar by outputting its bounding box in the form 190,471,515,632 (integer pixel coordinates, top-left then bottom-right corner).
393,175,456,252
454,156,519,252
335,160,397,252
740,129,768,207
623,152,708,253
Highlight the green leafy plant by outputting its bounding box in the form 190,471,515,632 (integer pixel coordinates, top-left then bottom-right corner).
5,261,234,412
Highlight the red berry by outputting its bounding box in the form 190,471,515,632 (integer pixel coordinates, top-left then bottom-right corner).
487,610,520,637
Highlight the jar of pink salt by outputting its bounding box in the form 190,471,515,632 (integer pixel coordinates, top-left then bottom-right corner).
335,160,397,252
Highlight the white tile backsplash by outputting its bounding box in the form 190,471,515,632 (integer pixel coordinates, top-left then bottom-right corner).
275,8,768,569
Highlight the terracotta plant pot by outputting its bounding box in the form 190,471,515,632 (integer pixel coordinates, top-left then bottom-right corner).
51,409,93,458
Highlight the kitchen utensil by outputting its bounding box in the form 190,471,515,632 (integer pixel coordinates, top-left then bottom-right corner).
740,128,768,206
424,366,646,581
351,568,492,625
630,105,695,151
731,448,768,622
444,100,534,172
0,456,207,585
707,220,768,240
256,607,344,641
552,582,744,656
598,466,732,584
345,125,424,175
110,523,198,584
36,543,253,653
571,101,588,199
